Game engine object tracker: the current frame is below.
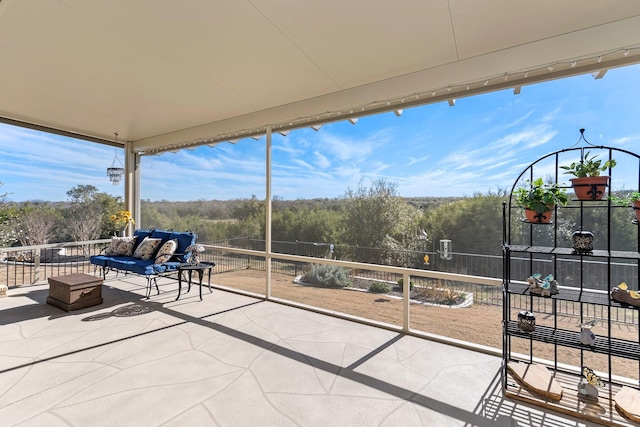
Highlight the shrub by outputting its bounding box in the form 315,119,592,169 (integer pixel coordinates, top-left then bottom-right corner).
303,264,351,288
397,278,414,291
368,281,392,294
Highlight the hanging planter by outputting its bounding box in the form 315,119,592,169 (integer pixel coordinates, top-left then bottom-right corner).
561,149,616,201
524,207,554,224
569,176,609,201
514,178,568,224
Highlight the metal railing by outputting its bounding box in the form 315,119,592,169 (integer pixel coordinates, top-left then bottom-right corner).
206,237,639,325
1,240,109,287
3,238,638,326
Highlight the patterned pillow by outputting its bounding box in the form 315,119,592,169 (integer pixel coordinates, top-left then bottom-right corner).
155,239,178,263
105,236,137,256
132,237,162,260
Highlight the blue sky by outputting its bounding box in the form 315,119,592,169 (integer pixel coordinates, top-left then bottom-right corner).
1,64,639,203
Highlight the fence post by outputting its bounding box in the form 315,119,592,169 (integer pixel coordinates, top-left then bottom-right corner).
33,250,40,284
403,272,410,332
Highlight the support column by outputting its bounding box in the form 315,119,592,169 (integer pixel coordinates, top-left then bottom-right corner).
403,272,410,332
265,126,272,299
123,141,140,233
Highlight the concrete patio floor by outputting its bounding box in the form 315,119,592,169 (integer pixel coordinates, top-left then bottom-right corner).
1,275,600,426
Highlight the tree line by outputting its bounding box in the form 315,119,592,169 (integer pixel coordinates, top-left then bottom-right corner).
2,180,637,260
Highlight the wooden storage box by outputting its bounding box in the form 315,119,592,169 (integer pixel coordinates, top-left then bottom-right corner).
47,273,103,311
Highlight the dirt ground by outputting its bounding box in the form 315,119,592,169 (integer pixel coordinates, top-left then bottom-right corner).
212,269,640,380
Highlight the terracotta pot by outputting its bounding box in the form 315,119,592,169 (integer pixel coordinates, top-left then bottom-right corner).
524,208,553,224
570,176,609,201
634,201,640,223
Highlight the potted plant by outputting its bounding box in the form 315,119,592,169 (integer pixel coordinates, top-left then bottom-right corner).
560,151,616,200
609,191,640,222
109,210,135,236
514,178,569,223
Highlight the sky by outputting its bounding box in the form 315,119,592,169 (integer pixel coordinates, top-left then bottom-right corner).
1,64,639,203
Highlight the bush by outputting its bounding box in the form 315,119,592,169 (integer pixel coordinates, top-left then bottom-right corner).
303,264,351,288
397,278,414,291
368,281,392,294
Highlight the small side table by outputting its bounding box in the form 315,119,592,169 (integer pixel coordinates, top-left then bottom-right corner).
176,262,215,301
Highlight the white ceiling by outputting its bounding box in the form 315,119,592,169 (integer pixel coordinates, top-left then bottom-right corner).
1,0,640,154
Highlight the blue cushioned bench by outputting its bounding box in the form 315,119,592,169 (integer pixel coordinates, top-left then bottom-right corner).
90,228,198,298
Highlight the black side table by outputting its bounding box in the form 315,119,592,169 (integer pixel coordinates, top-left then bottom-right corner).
176,262,215,301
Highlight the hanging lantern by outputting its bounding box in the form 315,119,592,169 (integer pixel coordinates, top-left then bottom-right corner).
107,133,125,185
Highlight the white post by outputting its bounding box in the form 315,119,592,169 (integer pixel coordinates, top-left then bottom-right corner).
403,272,410,331
265,125,272,298
124,140,139,234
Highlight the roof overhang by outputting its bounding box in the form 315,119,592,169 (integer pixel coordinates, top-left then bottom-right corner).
1,0,640,154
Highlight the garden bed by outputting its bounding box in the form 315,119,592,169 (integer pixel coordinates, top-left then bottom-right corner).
295,275,473,308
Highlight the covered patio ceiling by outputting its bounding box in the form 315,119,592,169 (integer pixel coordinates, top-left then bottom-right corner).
1,0,640,155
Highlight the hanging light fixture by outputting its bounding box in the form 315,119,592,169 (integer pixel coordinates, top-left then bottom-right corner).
107,133,125,185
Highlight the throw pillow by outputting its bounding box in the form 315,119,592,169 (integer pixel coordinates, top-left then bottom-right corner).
105,236,137,256
155,238,178,263
132,237,162,260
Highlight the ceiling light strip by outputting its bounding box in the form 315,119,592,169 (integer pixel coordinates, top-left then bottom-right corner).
140,46,639,155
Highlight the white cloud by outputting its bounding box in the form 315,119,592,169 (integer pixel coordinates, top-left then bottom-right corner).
313,151,331,169
408,155,429,166
317,129,391,163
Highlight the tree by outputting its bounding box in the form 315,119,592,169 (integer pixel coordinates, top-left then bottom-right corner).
0,209,18,247
93,192,126,237
341,178,421,265
65,185,103,242
422,190,507,256
272,208,341,243
12,203,59,246
232,195,265,221
0,183,18,247
229,196,265,239
66,185,99,204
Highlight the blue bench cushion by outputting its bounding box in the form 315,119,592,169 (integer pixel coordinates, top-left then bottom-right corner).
91,229,198,277
150,229,173,244
170,231,197,262
107,256,156,275
90,254,111,267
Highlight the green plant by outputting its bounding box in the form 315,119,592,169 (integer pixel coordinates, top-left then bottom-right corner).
609,191,640,206
397,278,414,291
560,151,616,178
514,178,569,214
368,281,392,294
303,264,351,288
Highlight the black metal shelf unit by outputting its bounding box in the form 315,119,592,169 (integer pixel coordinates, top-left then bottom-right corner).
502,142,640,423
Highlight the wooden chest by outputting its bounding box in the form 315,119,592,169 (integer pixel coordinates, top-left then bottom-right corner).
47,273,103,311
